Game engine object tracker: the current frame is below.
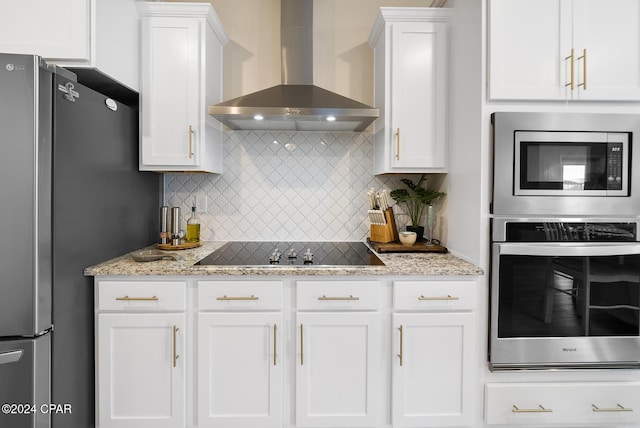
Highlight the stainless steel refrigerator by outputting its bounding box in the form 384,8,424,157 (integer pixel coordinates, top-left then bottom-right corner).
0,53,161,428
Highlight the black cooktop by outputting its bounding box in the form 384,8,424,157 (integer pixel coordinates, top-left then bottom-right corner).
195,241,385,267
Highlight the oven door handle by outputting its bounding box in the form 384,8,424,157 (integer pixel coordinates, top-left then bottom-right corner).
496,243,640,257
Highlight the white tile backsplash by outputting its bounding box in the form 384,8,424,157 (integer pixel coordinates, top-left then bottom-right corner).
164,131,420,241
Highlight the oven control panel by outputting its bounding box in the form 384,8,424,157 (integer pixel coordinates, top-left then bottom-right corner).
503,221,637,242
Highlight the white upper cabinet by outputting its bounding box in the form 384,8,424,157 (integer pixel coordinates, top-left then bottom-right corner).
0,0,141,91
489,0,640,101
369,8,450,174
138,3,228,173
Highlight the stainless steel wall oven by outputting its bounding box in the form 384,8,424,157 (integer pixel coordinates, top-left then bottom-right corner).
490,112,640,370
490,218,640,370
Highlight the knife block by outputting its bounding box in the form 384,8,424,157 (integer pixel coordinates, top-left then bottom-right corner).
370,208,399,243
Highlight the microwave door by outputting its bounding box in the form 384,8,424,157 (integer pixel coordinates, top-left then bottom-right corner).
513,131,628,197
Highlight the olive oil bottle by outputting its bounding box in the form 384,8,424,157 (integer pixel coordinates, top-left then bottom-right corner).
186,199,200,243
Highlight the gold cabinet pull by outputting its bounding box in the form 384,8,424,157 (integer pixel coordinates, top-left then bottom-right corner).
317,295,360,301
418,294,459,301
173,325,179,368
397,325,403,366
577,48,587,90
273,324,277,366
188,125,194,158
592,404,633,413
216,295,259,301
512,405,553,413
115,295,159,301
300,324,304,365
395,128,401,160
565,48,575,90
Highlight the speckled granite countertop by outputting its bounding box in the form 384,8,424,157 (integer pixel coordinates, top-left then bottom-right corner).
85,241,484,277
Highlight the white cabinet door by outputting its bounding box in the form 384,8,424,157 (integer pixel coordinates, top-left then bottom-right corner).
389,21,448,171
0,0,141,90
97,313,185,428
0,0,90,62
296,312,380,427
369,9,449,174
488,0,571,100
392,313,475,427
198,312,282,428
489,0,640,101
140,16,200,168
139,3,227,173
571,0,640,100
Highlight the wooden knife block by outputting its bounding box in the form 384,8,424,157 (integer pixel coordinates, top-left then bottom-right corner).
370,208,399,243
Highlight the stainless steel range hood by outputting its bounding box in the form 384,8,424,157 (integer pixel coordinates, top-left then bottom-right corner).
208,0,378,132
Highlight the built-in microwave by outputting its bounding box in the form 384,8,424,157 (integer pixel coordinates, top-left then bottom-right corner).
492,112,640,216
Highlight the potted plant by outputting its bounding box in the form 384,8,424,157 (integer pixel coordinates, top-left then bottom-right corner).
390,175,446,241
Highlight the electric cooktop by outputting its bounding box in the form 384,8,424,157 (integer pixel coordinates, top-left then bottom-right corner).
195,241,385,267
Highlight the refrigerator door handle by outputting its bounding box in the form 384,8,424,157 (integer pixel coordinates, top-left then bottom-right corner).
0,349,23,365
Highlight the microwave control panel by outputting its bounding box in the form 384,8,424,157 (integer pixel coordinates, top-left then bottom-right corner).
607,142,624,190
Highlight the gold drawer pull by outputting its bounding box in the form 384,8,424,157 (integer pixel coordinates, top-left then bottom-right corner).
173,325,179,368
273,324,278,366
188,125,194,158
577,48,587,90
317,295,359,301
395,128,401,160
592,404,633,413
565,48,575,90
418,294,459,301
397,325,403,366
216,295,259,301
512,405,553,413
115,295,159,301
300,324,304,366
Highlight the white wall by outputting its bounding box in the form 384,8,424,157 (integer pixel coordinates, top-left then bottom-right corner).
442,0,484,266
169,0,437,103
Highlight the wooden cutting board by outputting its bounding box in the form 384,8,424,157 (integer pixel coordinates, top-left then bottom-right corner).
157,241,202,251
368,239,448,253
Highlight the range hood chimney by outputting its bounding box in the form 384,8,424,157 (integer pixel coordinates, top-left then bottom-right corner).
208,0,379,132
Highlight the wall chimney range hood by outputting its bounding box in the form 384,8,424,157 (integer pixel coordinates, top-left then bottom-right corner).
208,0,379,132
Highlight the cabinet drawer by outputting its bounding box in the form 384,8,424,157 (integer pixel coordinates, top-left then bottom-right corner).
97,281,186,311
297,280,379,310
198,280,283,310
485,382,640,425
393,280,475,311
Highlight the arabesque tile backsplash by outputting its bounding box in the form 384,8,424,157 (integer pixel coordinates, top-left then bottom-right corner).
164,131,440,242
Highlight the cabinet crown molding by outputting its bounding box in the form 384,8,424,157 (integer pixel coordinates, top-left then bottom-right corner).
137,2,229,46
368,7,450,47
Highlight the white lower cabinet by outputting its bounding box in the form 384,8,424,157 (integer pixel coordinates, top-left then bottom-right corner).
97,313,186,428
95,280,187,428
392,280,476,427
392,313,474,427
295,312,380,427
295,280,380,427
197,312,282,428
197,280,283,428
485,382,640,426
95,276,484,428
